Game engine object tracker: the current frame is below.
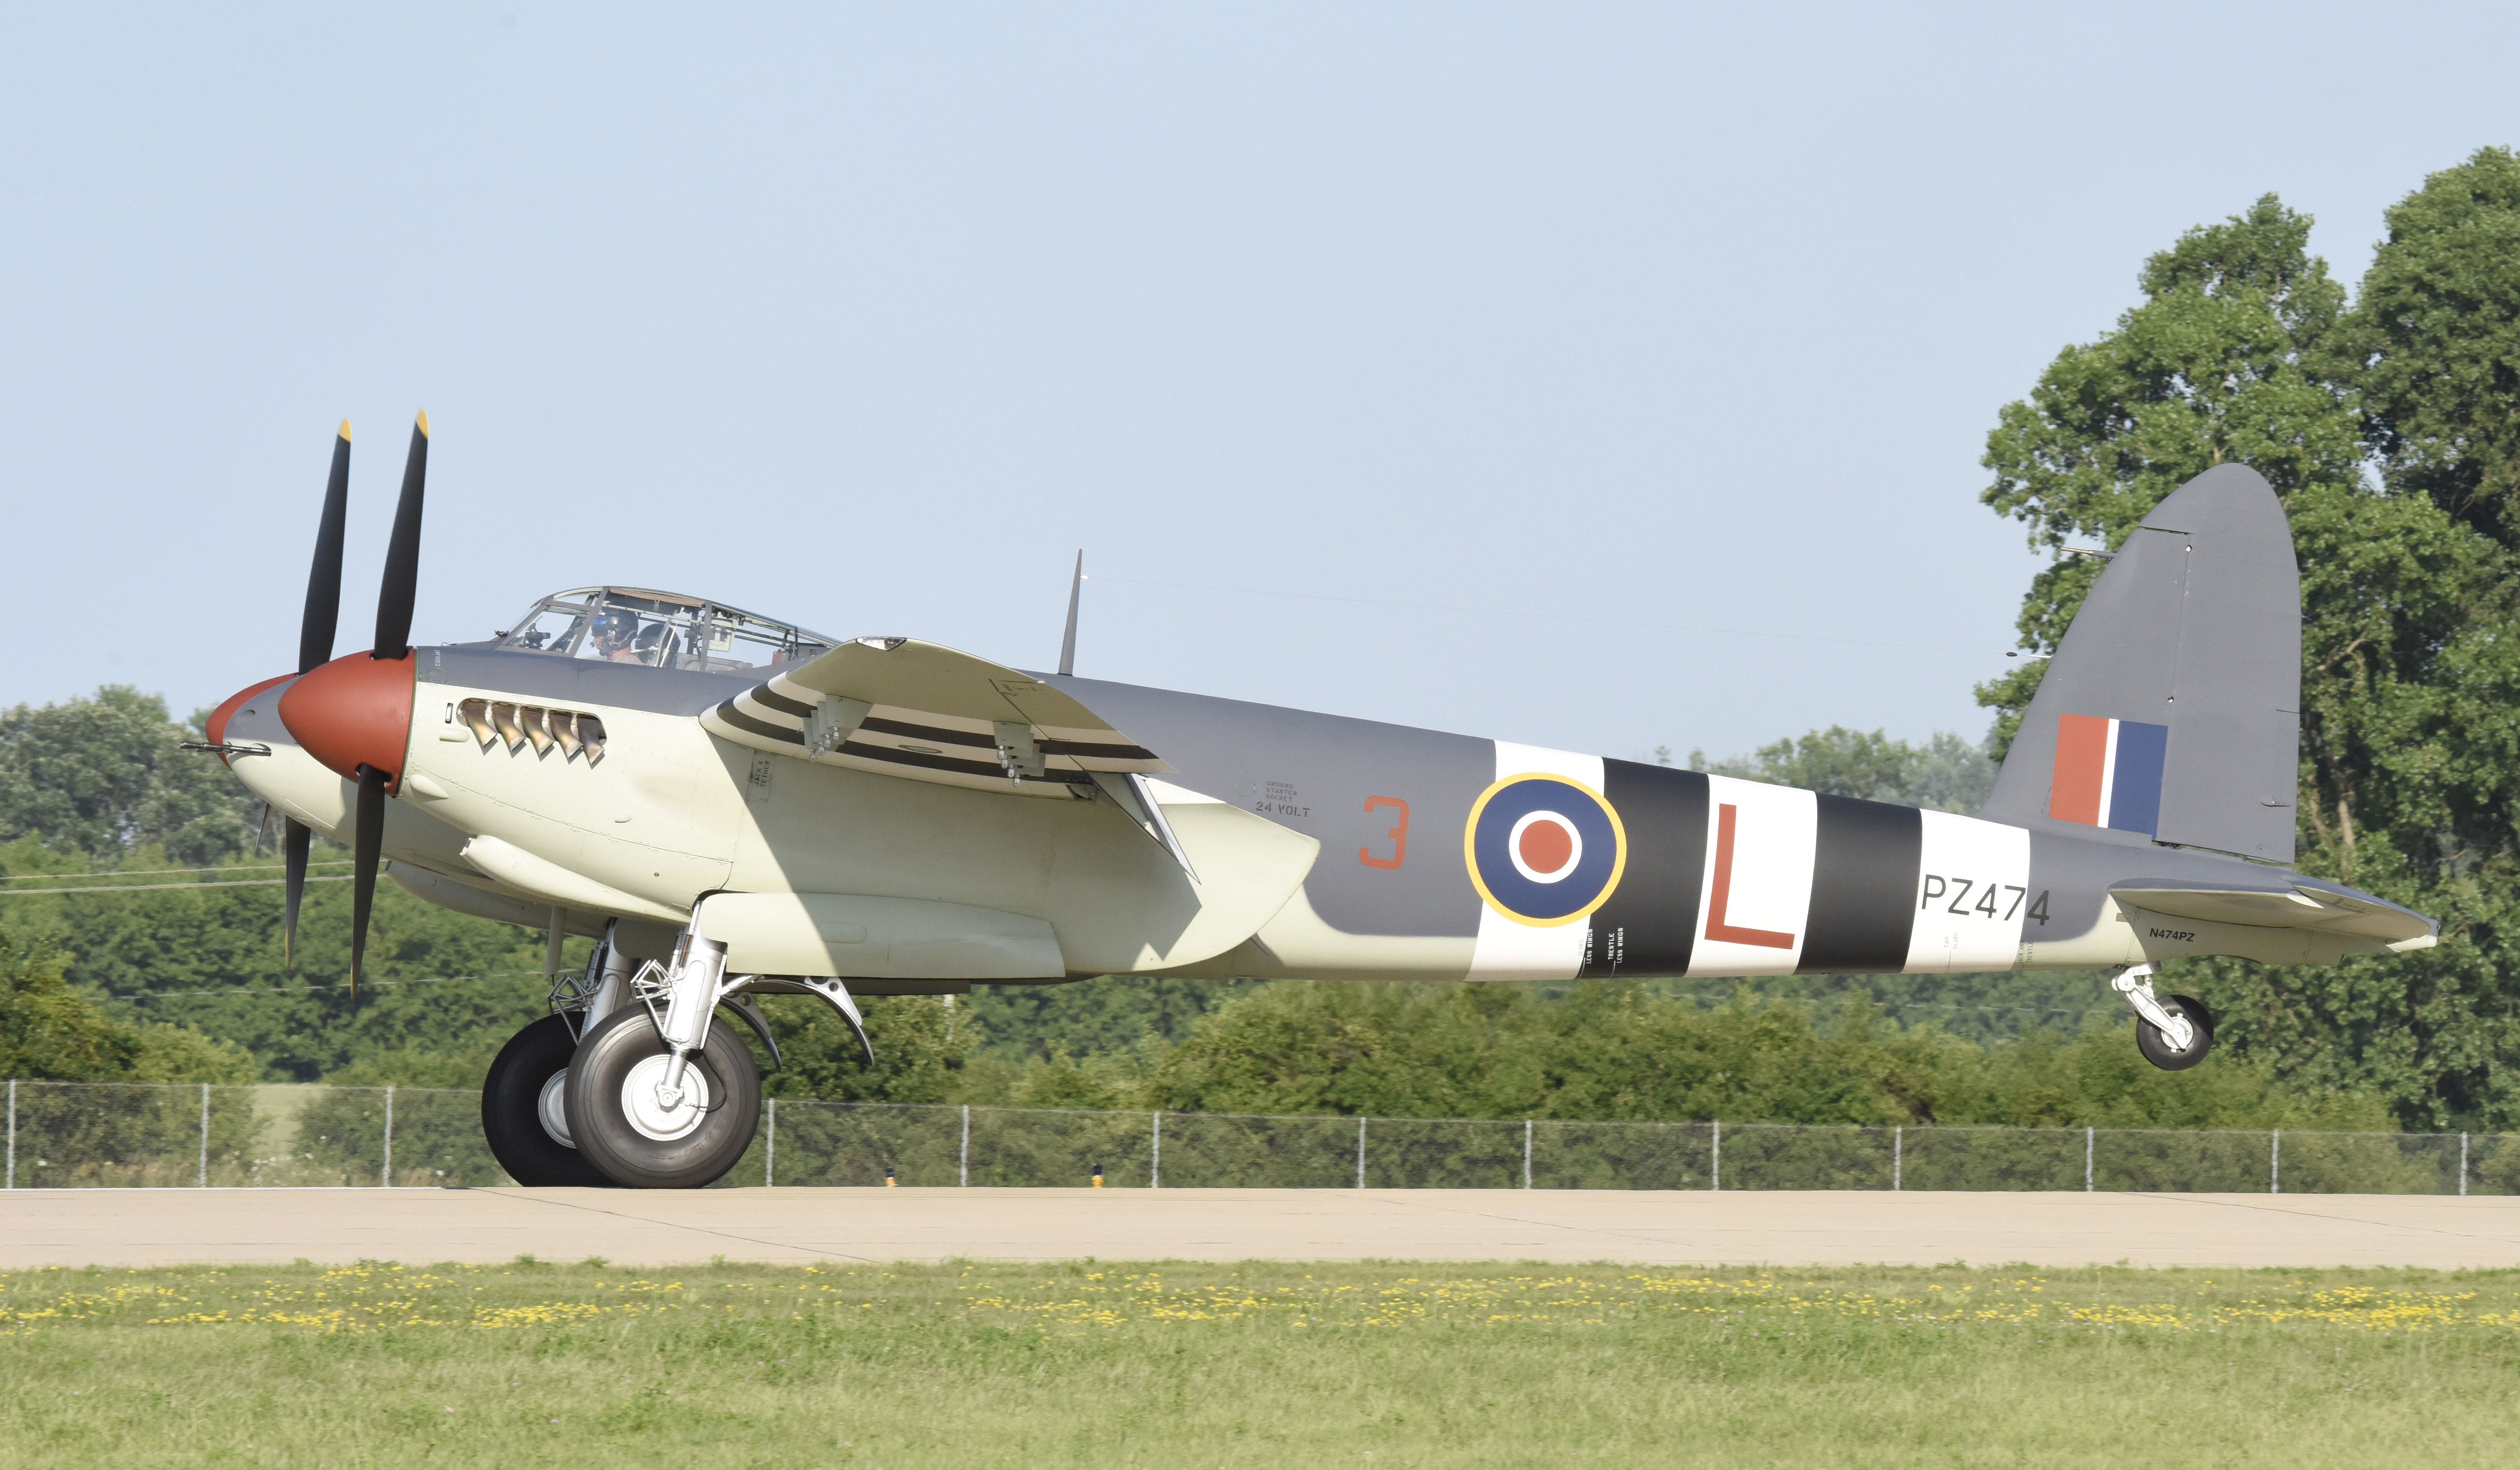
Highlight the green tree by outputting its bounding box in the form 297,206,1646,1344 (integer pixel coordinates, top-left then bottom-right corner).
1,834,563,1082
1976,194,2364,755
968,975,1259,1062
2233,153,2520,1128
756,993,979,1103
2341,147,2520,547
0,926,254,1082
1975,178,2520,1128
0,688,260,865
1136,979,2383,1131
1692,726,1994,812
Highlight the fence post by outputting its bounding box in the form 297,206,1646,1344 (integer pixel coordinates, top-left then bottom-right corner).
765,1098,776,1187
1356,1115,1367,1190
1150,1111,1161,1189
2270,1130,2281,1194
382,1086,394,1189
2460,1132,2470,1197
6,1079,14,1189
2086,1127,2094,1191
199,1083,210,1188
1893,1125,1902,1192
1711,1120,1721,1192
1523,1119,1533,1189
959,1104,970,1188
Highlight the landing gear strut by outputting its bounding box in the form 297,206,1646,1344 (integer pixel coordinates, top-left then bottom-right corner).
2112,963,2215,1071
556,918,866,1189
505,914,870,1189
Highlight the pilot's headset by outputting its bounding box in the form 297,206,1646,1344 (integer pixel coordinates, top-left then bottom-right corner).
592,610,637,650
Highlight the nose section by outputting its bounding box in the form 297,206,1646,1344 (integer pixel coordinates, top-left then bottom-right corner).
278,651,418,791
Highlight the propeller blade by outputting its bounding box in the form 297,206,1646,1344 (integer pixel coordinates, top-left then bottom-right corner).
299,422,351,674
349,765,388,996
281,818,311,966
373,412,428,660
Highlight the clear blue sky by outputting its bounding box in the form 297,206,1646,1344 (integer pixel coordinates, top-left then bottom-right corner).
4,3,2513,761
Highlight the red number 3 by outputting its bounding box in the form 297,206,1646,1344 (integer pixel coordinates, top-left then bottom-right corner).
1360,796,1410,870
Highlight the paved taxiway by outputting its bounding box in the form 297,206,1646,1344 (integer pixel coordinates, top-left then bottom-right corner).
5,1189,2518,1269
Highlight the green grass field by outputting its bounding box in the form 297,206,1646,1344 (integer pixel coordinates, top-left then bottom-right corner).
4,1257,2516,1467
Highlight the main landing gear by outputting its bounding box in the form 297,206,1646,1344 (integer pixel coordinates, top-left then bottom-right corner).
481,1014,616,1186
2110,963,2216,1071
480,918,875,1189
565,1007,761,1188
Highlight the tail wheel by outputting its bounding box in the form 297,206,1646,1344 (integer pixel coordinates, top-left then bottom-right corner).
2136,993,2216,1071
481,1014,614,1187
563,1007,761,1189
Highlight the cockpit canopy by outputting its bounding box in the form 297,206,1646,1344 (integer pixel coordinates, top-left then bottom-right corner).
496,587,836,674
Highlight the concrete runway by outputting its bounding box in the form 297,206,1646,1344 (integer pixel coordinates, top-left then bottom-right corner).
5,1188,2519,1269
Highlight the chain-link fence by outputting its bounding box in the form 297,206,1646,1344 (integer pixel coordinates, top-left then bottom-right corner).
5,1080,2516,1194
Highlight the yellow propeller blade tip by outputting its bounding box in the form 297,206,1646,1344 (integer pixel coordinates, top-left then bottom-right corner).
338,419,352,441
415,410,429,437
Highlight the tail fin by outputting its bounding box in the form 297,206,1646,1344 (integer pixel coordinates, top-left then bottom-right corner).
1979,464,2299,862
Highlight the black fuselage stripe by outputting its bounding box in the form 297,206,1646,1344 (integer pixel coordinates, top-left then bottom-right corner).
1579,761,1709,978
1798,795,1921,973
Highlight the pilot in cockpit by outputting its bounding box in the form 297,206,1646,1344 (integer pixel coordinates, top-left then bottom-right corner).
592,610,645,663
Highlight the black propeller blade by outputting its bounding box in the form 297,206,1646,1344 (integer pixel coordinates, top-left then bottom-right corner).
374,413,427,660
282,819,311,968
347,412,427,993
283,421,351,965
349,765,388,996
300,423,351,674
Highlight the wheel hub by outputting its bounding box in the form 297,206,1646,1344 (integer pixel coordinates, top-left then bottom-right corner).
536,1069,576,1148
621,1054,712,1142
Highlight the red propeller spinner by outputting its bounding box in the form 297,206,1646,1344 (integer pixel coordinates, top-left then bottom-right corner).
277,650,417,792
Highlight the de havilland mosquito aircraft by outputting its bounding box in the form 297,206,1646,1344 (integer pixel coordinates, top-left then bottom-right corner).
196,416,2437,1189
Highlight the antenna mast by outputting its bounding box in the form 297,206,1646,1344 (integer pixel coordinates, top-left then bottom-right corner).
1057,550,1083,677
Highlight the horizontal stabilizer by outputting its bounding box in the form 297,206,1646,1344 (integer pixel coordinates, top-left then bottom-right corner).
2111,882,2436,948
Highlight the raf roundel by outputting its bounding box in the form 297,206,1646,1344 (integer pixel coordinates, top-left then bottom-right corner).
1464,774,1628,926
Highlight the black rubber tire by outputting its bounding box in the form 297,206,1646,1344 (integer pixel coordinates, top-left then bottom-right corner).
564,1006,761,1189
2136,993,2215,1071
481,1015,616,1187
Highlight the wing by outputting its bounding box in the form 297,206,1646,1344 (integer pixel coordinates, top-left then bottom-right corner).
2110,881,2436,947
699,636,1166,798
